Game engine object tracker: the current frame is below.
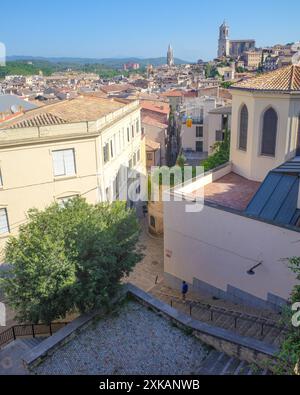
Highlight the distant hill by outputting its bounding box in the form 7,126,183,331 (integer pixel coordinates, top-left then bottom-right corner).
7,56,190,68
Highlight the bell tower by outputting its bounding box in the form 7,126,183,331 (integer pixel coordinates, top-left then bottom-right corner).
218,21,230,58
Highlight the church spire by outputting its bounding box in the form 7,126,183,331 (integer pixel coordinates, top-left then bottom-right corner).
167,44,174,67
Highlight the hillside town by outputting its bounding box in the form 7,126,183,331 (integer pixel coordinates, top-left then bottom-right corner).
0,17,300,380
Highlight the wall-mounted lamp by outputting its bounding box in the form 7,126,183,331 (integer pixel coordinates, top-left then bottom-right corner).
247,262,263,276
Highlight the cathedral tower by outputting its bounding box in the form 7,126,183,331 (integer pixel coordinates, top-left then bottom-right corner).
218,21,230,58
167,44,174,67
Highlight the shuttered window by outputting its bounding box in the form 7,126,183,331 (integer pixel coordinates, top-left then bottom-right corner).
239,105,248,151
52,149,76,177
261,108,278,156
0,209,9,234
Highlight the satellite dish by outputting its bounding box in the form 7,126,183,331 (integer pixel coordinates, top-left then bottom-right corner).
10,105,19,114
292,42,300,65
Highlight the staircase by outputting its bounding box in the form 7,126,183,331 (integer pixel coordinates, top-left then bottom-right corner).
0,337,47,375
150,285,288,348
199,350,269,375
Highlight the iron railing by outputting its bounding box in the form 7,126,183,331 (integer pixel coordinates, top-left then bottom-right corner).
167,294,289,337
0,322,68,349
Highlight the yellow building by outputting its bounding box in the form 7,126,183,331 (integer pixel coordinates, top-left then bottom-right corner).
0,96,146,261
243,51,262,70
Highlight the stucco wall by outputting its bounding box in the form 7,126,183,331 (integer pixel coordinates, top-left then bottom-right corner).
164,197,299,308
231,90,300,181
0,106,146,261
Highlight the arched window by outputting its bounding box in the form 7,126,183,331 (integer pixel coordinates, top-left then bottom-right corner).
261,108,278,156
239,105,248,151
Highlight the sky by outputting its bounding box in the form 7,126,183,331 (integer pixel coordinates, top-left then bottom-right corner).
1,0,300,61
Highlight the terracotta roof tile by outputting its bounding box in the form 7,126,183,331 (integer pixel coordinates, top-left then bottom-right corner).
231,65,300,92
11,113,67,129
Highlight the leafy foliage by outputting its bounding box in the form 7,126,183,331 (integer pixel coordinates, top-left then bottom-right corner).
202,130,230,172
0,60,146,80
0,198,142,324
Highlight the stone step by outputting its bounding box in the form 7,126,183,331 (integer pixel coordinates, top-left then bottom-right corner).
151,288,285,347
20,337,47,349
222,357,243,375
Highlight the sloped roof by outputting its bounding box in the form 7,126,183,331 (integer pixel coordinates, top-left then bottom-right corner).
146,138,160,151
245,160,300,227
11,113,67,129
0,94,37,112
0,96,126,129
231,65,300,93
140,101,169,115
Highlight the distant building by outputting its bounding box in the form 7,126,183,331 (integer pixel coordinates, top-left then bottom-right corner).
123,63,140,71
218,21,230,58
217,21,256,59
167,44,175,67
243,51,262,70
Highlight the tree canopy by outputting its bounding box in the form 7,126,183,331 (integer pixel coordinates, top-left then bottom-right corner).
0,198,142,324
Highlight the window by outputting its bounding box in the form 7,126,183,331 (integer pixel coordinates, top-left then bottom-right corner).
147,153,153,161
216,130,224,142
196,126,203,138
196,141,203,152
0,208,9,234
132,125,134,138
137,149,141,162
129,159,133,169
127,127,130,142
261,108,278,156
239,105,248,151
0,169,3,187
110,140,114,158
133,153,137,166
136,119,140,134
150,216,156,229
52,149,76,177
103,143,110,163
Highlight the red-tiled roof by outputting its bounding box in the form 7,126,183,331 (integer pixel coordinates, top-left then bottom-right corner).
140,101,169,115
161,89,184,97
231,65,300,92
10,113,67,129
142,115,167,129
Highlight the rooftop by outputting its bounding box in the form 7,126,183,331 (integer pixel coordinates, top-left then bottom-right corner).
32,301,208,375
140,100,170,115
0,96,127,129
231,65,300,93
245,159,300,227
142,114,167,129
161,89,184,97
0,94,37,113
146,138,160,151
192,172,261,211
209,105,232,115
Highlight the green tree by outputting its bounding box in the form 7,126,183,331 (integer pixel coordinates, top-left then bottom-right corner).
202,130,230,172
0,198,142,324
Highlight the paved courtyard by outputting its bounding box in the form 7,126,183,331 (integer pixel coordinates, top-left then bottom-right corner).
33,301,209,375
124,218,164,292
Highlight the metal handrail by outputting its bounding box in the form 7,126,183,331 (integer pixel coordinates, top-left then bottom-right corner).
166,293,288,335
0,322,69,349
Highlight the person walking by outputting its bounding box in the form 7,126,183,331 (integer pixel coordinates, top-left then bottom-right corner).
182,281,189,302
